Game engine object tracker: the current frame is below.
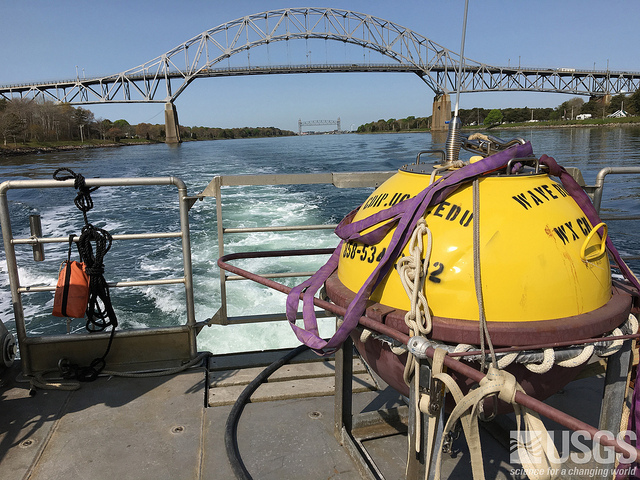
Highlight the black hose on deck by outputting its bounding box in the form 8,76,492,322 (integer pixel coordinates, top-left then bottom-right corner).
224,344,310,480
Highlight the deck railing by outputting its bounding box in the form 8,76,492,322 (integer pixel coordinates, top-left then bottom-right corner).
196,171,395,326
590,166,640,261
0,177,196,375
2,166,637,374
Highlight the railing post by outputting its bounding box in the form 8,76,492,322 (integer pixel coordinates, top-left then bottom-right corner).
214,176,228,325
0,177,196,374
175,177,197,357
0,184,32,374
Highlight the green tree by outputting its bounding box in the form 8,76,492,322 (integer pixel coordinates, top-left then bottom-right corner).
483,109,503,126
609,94,627,114
556,97,584,120
0,111,25,145
72,107,95,141
113,119,133,138
502,108,529,123
628,90,640,115
580,98,601,117
98,119,113,140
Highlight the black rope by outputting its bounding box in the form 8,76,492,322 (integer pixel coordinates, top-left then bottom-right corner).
54,167,118,382
224,345,309,480
77,224,117,333
53,167,99,225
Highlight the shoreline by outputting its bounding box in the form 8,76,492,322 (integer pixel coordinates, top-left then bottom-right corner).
0,140,156,157
480,121,640,131
356,120,640,135
3,121,640,156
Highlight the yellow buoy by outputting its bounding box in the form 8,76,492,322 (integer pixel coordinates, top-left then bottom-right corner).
337,164,611,323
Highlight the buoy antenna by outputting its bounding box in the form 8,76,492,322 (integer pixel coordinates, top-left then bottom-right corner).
445,0,470,164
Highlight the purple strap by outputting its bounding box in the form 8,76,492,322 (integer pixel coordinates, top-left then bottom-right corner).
287,146,640,356
541,153,640,480
286,142,534,354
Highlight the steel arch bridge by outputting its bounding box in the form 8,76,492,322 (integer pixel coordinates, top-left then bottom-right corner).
2,7,639,106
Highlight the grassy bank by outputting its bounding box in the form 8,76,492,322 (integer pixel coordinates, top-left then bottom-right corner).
478,116,640,130
0,138,160,156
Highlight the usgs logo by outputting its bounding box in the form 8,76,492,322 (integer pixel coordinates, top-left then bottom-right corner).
509,430,638,470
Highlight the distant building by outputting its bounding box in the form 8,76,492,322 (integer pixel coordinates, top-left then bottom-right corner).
607,110,627,118
576,114,592,120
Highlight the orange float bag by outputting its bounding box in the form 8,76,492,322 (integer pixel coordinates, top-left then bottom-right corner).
53,236,90,318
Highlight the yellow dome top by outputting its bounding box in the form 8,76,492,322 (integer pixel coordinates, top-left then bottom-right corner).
337,166,611,322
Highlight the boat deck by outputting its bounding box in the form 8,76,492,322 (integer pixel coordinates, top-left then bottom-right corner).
0,348,609,480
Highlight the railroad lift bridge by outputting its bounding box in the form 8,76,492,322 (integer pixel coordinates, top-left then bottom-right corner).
1,7,639,143
298,118,341,134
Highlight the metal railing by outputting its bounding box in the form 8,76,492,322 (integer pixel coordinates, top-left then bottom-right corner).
590,167,640,261
3,166,635,373
199,166,640,326
196,171,394,326
0,176,197,375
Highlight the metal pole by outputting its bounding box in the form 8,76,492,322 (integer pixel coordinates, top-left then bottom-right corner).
174,177,197,358
453,0,469,117
29,214,45,261
0,190,31,373
593,167,640,213
214,176,229,325
334,335,353,439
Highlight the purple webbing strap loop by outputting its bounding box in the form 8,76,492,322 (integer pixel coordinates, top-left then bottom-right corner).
286,142,534,354
541,154,640,475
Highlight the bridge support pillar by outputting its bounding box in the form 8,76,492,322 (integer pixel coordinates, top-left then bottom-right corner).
164,102,181,144
431,94,451,132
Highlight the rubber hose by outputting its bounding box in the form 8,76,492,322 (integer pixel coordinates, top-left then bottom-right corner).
224,344,310,480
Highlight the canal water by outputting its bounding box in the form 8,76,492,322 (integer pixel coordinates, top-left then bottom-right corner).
1,126,640,354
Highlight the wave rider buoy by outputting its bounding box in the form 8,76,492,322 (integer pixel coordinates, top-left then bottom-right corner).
291,140,635,402
333,154,616,338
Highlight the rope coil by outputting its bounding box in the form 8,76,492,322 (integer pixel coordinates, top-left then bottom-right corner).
53,167,118,383
77,224,117,333
53,168,99,225
397,217,433,337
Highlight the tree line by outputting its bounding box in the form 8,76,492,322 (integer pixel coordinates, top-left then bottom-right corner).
0,98,294,146
357,90,640,133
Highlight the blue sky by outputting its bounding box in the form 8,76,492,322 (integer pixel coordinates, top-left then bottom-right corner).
1,0,637,132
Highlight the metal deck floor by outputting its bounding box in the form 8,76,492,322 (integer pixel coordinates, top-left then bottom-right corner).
0,354,608,480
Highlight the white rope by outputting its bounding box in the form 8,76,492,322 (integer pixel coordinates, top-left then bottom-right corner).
524,348,555,374
454,343,474,356
597,327,624,357
384,314,638,374
396,217,435,387
397,218,433,337
473,178,497,371
627,313,639,335
359,326,373,344
497,352,519,369
557,344,594,368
